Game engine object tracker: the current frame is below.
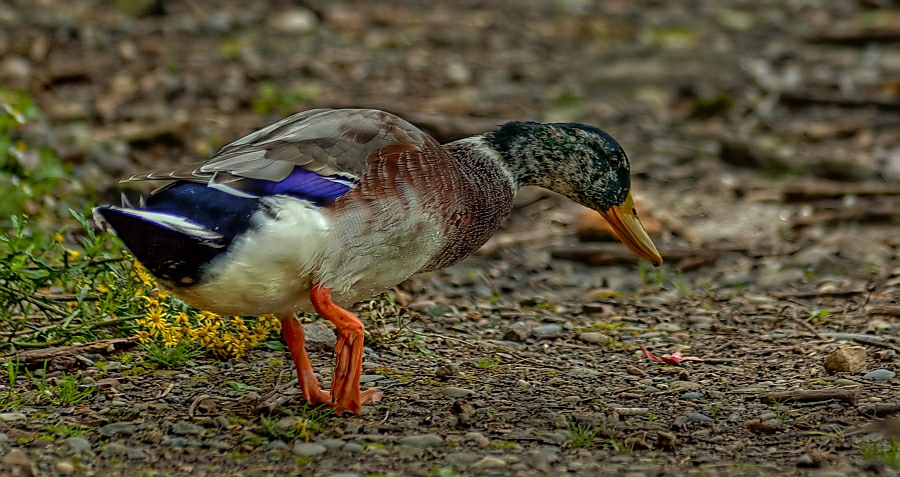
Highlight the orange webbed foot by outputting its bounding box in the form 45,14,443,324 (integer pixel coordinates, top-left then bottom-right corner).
280,314,332,406
311,284,380,416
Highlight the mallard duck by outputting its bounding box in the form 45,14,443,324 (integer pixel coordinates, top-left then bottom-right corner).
93,109,662,415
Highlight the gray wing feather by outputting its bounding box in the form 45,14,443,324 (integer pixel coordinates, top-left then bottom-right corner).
123,109,428,185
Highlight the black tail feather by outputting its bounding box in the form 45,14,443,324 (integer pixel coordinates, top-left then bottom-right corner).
93,207,224,286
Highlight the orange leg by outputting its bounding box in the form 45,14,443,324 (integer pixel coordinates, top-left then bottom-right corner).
310,284,383,415
279,314,331,406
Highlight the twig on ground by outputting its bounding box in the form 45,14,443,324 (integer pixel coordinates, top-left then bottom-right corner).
10,337,137,363
761,386,861,406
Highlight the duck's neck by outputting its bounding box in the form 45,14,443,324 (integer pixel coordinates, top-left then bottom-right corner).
478,121,629,209
480,121,601,194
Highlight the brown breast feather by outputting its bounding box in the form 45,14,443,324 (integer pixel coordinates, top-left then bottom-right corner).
329,136,515,273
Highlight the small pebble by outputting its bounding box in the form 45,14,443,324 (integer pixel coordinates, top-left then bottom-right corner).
101,443,130,458
864,369,896,381
358,374,384,384
446,452,482,467
469,456,507,471
398,434,443,448
55,460,75,475
341,443,363,453
265,440,289,452
796,453,817,468
684,412,713,423
318,438,345,450
292,442,327,457
568,367,601,378
0,412,26,422
578,332,609,344
160,438,189,447
442,387,474,398
61,437,92,456
99,422,136,437
679,392,703,400
640,295,670,305
172,421,204,435
531,324,563,338
209,440,234,451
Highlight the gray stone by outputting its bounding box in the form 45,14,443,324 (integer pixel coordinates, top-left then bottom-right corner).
126,447,151,459
317,438,345,450
568,367,601,378
99,361,121,371
796,453,817,468
292,442,327,457
446,452,482,467
720,272,752,287
470,456,507,471
99,422,137,437
60,437,92,456
359,374,384,384
578,332,609,344
265,440,289,451
503,323,530,342
640,295,671,305
300,321,336,351
1,449,33,476
172,421,204,435
101,443,130,458
442,387,474,398
0,412,26,422
863,369,896,381
329,474,361,477
524,449,560,470
687,315,715,329
679,392,703,400
341,443,363,453
793,247,834,268
275,416,300,431
426,303,458,317
269,7,318,34
215,416,230,428
55,460,75,476
0,433,8,442
539,432,568,444
532,324,563,338
684,412,713,423
209,440,234,451
758,268,804,288
398,434,443,448
160,437,189,447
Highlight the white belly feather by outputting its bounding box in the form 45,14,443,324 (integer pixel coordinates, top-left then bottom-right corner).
172,195,441,315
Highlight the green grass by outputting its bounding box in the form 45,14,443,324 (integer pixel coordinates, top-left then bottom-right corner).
142,340,203,368
568,421,602,448
360,294,423,349
45,420,87,437
1,359,24,410
259,405,332,441
475,355,501,370
861,439,899,468
25,362,95,406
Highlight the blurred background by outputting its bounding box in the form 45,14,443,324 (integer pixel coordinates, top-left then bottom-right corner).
5,0,900,254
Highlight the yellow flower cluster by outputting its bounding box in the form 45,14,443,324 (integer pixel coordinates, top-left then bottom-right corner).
130,261,282,359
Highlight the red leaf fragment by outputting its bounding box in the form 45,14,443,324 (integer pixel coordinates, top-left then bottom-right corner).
639,345,704,365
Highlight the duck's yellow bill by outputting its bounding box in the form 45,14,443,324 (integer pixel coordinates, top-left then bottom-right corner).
599,191,663,266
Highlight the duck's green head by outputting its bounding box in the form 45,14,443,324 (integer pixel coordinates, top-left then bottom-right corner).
487,121,662,266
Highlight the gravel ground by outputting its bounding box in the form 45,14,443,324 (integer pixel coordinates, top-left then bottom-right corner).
2,0,900,476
